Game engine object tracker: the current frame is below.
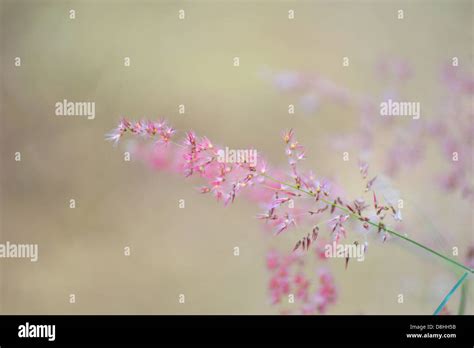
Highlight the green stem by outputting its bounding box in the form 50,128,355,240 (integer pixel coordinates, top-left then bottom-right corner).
458,281,468,315
261,173,473,274
434,272,469,315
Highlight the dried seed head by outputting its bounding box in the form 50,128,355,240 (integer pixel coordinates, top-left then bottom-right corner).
283,129,294,144
346,204,355,213
366,176,377,191
359,160,369,179
312,227,319,240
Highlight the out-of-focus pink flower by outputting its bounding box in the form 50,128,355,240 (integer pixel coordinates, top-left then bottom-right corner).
265,250,337,314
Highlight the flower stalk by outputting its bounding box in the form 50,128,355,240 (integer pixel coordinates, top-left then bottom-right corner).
261,172,473,274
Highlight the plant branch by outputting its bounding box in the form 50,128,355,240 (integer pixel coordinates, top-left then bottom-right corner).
261,173,473,274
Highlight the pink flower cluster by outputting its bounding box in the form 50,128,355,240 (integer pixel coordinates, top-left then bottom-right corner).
428,64,474,199
107,118,404,314
180,130,266,205
106,119,176,146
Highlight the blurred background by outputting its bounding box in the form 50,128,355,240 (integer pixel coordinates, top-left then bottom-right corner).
1,0,472,314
